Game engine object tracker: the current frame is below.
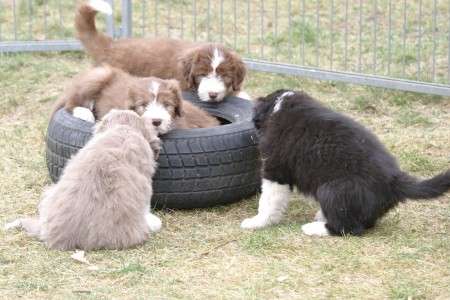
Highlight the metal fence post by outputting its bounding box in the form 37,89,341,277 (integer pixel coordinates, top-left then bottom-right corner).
121,0,132,38
105,0,115,38
0,1,448,96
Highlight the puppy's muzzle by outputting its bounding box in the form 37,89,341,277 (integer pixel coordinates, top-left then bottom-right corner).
208,92,218,100
152,119,162,127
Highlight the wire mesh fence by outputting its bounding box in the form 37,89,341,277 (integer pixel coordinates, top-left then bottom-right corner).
0,0,449,96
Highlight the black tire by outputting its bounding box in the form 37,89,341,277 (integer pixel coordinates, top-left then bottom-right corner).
46,91,261,209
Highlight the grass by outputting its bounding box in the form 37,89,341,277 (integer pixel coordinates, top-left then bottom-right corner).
0,51,449,299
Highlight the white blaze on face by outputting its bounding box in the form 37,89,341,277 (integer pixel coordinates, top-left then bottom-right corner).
151,81,160,101
211,48,224,70
198,48,227,102
272,91,294,114
142,81,172,135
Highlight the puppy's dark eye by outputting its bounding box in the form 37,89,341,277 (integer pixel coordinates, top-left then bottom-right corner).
134,101,146,108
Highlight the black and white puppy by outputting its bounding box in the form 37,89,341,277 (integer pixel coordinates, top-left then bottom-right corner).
242,89,450,236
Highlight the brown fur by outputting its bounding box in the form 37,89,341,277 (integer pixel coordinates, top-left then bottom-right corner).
6,110,162,250
51,65,220,131
75,1,247,100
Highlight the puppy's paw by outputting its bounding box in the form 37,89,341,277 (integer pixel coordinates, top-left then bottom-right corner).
236,91,251,100
145,213,162,232
301,221,330,236
73,107,95,123
4,219,21,231
241,215,272,229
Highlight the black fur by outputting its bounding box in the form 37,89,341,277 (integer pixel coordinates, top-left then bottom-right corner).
254,89,450,236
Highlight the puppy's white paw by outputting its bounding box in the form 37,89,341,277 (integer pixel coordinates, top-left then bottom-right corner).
145,213,162,232
301,221,331,236
236,91,251,100
241,215,273,229
73,107,95,123
4,219,21,231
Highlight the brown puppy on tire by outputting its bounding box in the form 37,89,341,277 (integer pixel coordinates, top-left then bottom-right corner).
51,64,220,135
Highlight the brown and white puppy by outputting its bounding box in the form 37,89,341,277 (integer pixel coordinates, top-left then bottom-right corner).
51,64,220,135
75,0,249,103
4,110,162,251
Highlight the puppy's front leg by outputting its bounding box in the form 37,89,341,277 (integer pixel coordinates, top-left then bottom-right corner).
145,213,162,232
241,179,291,229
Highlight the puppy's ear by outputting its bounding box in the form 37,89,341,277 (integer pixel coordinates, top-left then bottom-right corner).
140,117,162,157
252,97,273,132
232,53,247,92
94,111,112,134
126,82,144,110
167,79,185,117
178,50,196,90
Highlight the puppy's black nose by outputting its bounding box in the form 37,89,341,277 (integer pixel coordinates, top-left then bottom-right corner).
209,92,218,99
152,119,162,127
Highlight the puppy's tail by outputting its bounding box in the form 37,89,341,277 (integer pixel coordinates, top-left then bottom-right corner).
4,218,42,240
50,64,117,117
394,170,450,200
75,0,113,62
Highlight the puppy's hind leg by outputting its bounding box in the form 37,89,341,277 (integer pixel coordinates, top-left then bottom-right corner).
302,181,366,236
241,179,292,229
302,210,331,236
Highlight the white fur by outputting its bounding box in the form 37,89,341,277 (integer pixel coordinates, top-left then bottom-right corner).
89,0,112,15
150,81,160,99
143,101,172,135
272,91,293,114
198,48,227,102
211,48,225,69
4,219,21,231
73,107,95,123
236,91,251,100
301,221,331,236
241,179,292,229
145,213,162,232
198,77,226,102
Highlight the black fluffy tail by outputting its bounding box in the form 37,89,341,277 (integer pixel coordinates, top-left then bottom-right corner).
394,169,450,200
